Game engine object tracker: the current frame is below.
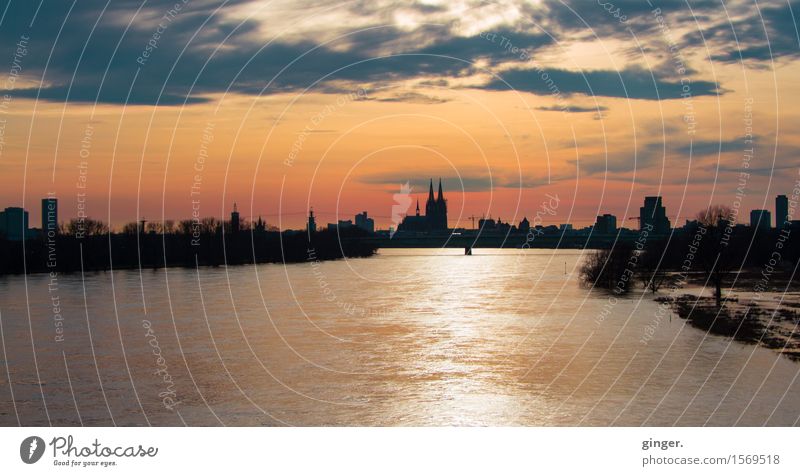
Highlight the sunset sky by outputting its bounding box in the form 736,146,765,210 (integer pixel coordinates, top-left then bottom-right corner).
1,0,798,230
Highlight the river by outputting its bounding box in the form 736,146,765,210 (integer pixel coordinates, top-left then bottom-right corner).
0,249,798,426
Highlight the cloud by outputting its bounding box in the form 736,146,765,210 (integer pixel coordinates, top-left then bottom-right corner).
570,136,758,176
672,137,757,156
537,0,719,37
482,65,722,100
359,170,558,192
698,1,800,64
362,91,450,104
0,0,730,106
360,174,493,192
534,104,608,113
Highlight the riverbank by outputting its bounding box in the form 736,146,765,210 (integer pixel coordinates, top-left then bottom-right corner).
0,228,378,275
659,290,800,361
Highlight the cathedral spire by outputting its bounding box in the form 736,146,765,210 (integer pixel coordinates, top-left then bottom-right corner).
428,178,435,202
437,178,444,202
415,198,420,216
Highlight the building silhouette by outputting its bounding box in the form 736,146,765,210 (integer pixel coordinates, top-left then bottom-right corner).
398,178,448,233
398,199,427,231
327,220,353,232
230,203,240,233
640,196,670,234
594,214,617,234
750,209,771,230
355,211,374,233
425,178,448,231
254,216,266,233
307,208,316,233
776,194,789,228
42,197,58,237
477,216,512,234
478,217,496,230
518,217,530,234
0,207,29,241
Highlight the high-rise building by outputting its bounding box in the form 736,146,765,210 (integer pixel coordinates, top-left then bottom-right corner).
42,197,58,238
776,194,789,228
750,209,771,230
355,211,374,233
594,214,617,234
640,196,670,234
0,207,29,241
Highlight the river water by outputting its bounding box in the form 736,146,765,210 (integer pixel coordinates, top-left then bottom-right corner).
0,249,798,426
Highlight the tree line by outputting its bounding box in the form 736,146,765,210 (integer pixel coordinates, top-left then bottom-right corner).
0,217,377,275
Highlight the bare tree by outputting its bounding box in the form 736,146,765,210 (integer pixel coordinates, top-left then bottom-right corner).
122,222,139,235
64,218,109,237
695,204,733,308
638,240,670,294
145,221,163,234
163,220,176,234
580,245,635,294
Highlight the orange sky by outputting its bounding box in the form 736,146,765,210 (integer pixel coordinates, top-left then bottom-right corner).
1,0,799,230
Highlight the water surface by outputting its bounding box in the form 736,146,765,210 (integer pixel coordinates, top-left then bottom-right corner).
1,249,798,426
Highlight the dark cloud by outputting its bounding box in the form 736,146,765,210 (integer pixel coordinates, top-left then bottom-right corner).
673,137,756,156
0,0,737,106
716,163,798,176
483,66,721,100
540,0,797,68
0,1,554,105
538,0,719,37
698,0,800,64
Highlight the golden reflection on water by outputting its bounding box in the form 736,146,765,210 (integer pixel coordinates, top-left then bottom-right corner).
1,249,799,426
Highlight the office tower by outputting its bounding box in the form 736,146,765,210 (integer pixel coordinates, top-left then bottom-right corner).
640,196,670,234
0,207,29,241
750,209,771,230
355,211,374,233
594,214,617,234
776,194,788,228
42,197,58,237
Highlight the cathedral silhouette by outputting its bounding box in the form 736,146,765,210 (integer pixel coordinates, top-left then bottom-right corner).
398,178,449,232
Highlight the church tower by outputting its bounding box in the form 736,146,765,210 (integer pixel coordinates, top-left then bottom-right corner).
423,178,448,231
425,179,436,221
436,178,447,230
307,208,316,233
